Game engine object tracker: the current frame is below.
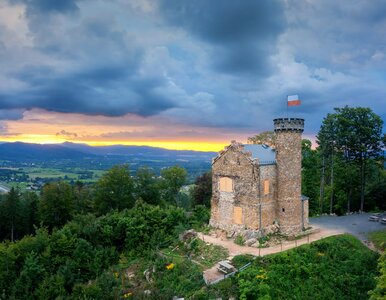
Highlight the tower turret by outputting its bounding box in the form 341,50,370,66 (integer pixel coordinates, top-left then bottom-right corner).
274,118,305,235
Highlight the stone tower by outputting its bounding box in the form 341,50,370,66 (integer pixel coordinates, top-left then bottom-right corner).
274,118,305,235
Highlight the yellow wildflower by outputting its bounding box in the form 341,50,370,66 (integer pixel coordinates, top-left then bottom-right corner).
255,274,268,280
123,292,132,298
166,263,175,270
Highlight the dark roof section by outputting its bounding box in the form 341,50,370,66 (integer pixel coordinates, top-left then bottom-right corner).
242,144,276,165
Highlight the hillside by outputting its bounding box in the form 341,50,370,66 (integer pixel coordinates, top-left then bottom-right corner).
0,206,379,300
61,142,216,158
0,142,93,160
0,142,216,161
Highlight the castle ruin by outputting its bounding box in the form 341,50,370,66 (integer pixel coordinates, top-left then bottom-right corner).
209,118,308,236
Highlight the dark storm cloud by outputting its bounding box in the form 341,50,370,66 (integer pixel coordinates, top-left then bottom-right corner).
9,0,80,14
1,64,177,117
158,0,285,75
0,1,179,119
1,0,385,135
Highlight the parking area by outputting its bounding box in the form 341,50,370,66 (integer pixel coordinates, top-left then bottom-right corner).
310,213,386,242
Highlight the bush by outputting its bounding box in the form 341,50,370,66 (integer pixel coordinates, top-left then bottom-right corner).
234,235,245,246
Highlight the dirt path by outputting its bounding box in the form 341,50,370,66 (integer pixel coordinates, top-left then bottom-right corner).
200,227,344,284
199,227,343,259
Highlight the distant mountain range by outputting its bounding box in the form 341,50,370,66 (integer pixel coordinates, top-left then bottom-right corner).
0,142,217,161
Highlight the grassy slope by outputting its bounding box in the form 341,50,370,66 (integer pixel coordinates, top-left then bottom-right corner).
367,229,386,299
120,234,380,299
368,229,386,252
205,234,380,300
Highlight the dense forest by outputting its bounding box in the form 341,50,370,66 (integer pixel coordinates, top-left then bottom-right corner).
0,106,385,299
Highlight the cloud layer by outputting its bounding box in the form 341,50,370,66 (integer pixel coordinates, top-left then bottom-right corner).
0,0,385,143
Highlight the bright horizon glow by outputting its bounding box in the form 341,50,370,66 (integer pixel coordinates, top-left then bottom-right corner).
0,135,228,152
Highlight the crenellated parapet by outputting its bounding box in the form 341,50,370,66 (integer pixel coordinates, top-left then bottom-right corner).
274,118,304,133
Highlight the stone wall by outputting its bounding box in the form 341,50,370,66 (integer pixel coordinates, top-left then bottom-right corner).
259,164,277,228
210,142,278,232
210,118,308,237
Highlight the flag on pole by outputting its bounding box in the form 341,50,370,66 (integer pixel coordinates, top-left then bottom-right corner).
287,95,301,106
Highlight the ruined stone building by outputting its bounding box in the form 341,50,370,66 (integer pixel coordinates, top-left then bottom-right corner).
209,118,308,236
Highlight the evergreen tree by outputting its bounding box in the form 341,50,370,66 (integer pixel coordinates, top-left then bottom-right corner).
3,187,20,242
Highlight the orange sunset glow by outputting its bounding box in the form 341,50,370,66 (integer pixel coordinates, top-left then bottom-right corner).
0,109,255,152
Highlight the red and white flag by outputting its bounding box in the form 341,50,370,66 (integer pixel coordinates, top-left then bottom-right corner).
287,95,301,106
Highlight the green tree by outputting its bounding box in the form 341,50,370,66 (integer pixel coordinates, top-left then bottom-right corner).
20,191,39,236
301,139,320,215
94,165,134,215
73,181,93,214
247,131,276,147
191,171,212,208
317,113,339,214
134,166,160,205
13,251,46,298
160,166,187,206
3,187,21,242
38,182,74,231
334,106,384,211
317,106,384,213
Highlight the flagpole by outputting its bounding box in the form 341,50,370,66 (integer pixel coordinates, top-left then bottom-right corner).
286,95,288,119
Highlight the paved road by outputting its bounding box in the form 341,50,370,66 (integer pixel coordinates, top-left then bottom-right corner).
310,213,386,241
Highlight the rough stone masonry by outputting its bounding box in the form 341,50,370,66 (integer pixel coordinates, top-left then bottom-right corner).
209,118,308,236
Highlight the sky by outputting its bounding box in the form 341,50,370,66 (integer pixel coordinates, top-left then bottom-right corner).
0,0,385,151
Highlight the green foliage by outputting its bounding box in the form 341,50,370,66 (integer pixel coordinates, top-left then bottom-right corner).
72,181,93,214
0,202,188,299
134,166,160,205
190,205,210,230
369,251,386,300
1,187,20,242
94,164,135,215
317,106,385,213
301,139,320,215
234,235,245,246
191,171,212,208
247,131,276,147
160,165,187,205
214,235,379,300
368,229,386,252
38,181,74,231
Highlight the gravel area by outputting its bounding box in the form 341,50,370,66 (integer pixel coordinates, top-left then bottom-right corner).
310,212,386,242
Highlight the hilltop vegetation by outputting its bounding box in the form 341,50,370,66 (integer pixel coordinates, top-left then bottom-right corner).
0,105,384,299
0,220,380,299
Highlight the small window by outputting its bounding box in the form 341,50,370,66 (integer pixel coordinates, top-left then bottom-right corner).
219,177,233,192
233,206,243,224
282,208,285,213
264,180,270,195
